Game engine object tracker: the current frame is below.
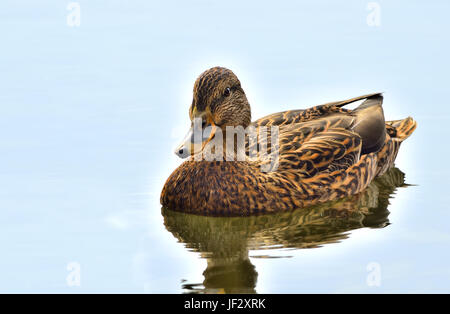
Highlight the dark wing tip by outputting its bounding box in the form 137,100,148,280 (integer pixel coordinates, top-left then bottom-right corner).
335,92,384,108
352,95,386,154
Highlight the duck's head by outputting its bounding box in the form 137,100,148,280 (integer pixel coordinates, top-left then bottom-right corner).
175,67,251,159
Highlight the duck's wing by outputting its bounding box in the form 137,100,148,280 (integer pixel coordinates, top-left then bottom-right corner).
273,95,386,177
253,93,382,127
276,128,362,177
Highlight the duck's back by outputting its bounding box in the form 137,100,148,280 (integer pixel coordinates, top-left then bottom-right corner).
253,94,387,170
257,93,416,195
253,93,383,128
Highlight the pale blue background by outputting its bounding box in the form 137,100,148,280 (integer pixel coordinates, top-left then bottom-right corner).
0,0,449,293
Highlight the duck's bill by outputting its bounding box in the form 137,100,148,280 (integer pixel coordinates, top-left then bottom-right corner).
174,123,216,159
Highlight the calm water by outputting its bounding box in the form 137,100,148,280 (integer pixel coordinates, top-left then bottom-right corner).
1,1,450,293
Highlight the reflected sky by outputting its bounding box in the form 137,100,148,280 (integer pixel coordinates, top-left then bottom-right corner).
0,0,449,293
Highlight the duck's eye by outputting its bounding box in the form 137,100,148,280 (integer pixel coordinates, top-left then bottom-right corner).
224,87,231,97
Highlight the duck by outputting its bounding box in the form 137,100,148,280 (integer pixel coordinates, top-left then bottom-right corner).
160,66,416,216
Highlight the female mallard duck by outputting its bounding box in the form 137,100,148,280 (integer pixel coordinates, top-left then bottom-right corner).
161,67,416,216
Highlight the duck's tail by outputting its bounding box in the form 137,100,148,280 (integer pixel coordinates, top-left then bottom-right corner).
373,117,417,177
385,117,417,141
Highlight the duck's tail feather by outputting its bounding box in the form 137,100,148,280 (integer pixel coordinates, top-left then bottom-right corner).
386,117,417,141
374,117,416,177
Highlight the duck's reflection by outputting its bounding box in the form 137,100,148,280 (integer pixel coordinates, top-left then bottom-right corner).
162,167,408,294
